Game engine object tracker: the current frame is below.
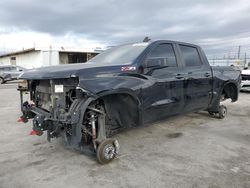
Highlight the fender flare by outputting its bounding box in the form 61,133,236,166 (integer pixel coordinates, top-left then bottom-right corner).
220,81,239,102
208,81,239,112
96,89,143,133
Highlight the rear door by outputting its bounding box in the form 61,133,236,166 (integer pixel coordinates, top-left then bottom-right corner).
141,43,185,123
177,44,213,112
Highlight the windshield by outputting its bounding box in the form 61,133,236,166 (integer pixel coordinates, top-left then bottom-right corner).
88,43,149,65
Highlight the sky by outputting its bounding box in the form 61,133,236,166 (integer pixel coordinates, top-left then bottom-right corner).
0,0,250,59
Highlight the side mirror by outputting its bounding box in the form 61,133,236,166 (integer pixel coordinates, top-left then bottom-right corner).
145,58,163,68
19,69,23,72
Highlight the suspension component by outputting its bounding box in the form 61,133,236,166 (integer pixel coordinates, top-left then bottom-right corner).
91,114,96,140
88,112,97,150
83,104,107,151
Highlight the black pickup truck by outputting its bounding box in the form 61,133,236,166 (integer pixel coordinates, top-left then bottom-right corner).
18,40,241,164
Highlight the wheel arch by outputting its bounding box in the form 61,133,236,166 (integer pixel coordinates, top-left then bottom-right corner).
221,81,239,102
96,90,142,136
208,81,239,113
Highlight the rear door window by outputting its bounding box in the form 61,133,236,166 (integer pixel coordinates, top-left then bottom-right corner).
179,45,202,67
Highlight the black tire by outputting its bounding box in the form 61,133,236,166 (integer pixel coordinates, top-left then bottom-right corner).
218,105,227,119
96,139,117,164
0,77,4,84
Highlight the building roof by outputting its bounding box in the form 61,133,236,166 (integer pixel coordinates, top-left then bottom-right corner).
0,48,37,58
0,47,102,58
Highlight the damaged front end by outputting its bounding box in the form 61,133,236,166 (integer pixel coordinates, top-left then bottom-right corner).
18,78,119,163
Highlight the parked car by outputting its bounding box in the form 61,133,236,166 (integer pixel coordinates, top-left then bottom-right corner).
17,40,241,164
0,65,26,84
241,67,250,91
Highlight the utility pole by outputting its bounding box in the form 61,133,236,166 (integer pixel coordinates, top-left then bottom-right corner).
244,52,247,68
49,45,52,66
237,45,241,59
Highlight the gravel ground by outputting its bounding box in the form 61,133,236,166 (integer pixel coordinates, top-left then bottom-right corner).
0,83,250,188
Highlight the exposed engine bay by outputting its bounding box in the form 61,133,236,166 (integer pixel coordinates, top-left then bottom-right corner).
18,78,120,164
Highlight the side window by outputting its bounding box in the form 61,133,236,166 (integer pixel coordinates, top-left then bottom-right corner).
3,67,11,71
9,67,16,71
179,45,202,67
147,44,177,67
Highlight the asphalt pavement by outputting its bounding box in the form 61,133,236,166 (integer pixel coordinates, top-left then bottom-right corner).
0,84,250,188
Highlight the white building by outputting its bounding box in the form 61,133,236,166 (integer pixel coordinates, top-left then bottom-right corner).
0,47,100,69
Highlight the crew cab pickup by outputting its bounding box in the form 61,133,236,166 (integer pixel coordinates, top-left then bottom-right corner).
18,40,241,164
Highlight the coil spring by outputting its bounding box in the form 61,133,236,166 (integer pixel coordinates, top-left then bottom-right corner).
82,111,97,135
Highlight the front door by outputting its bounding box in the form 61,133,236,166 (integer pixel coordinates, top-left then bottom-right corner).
140,43,185,123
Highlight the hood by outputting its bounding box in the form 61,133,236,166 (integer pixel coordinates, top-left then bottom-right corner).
20,63,123,80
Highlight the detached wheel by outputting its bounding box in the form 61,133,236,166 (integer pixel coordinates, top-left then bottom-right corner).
0,77,4,84
218,105,227,119
96,139,118,164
